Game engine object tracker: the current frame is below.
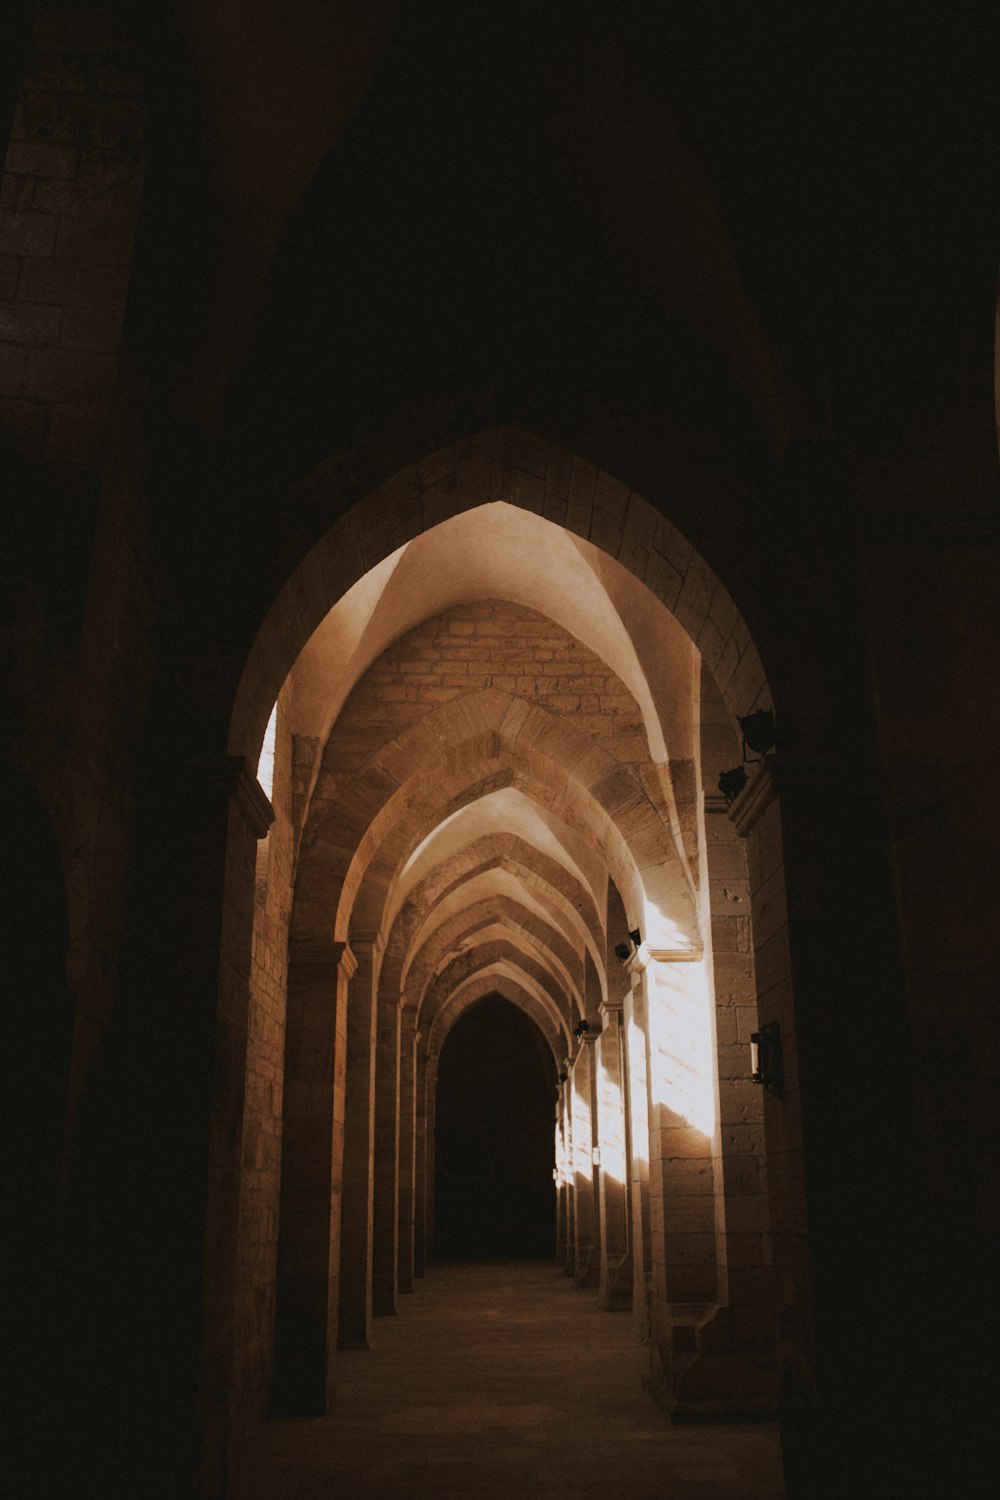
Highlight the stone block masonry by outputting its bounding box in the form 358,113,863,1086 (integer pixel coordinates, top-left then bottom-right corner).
0,6,142,468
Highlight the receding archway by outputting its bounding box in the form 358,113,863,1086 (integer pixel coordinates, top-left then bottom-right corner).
229,428,769,766
216,425,794,1466
433,994,557,1262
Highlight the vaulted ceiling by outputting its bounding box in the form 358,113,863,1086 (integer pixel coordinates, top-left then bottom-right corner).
277,498,709,1061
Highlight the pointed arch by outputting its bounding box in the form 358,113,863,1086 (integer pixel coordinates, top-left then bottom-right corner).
429,974,566,1062
230,427,770,768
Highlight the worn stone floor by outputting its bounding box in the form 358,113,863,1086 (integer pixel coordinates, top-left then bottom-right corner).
230,1261,785,1499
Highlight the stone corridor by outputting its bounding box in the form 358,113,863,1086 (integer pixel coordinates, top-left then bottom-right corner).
6,9,996,1497
230,1262,784,1500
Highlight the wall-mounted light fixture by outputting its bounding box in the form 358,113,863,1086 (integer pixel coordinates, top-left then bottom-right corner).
614,929,643,966
719,766,748,805
739,708,776,759
750,1021,784,1097
720,711,776,807
573,1019,591,1039
557,1070,568,1083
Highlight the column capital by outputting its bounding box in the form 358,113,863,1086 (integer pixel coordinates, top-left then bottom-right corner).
349,931,384,962
646,945,704,964
598,998,624,1023
336,942,358,981
729,755,848,838
288,937,356,981
704,791,731,818
728,760,778,838
189,755,275,839
626,939,703,971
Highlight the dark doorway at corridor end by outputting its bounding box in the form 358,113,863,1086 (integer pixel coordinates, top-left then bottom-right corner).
433,996,556,1261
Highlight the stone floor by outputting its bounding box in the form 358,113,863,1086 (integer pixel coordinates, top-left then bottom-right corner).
230,1261,785,1499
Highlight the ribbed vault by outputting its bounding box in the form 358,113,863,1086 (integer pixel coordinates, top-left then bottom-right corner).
232,429,768,766
275,490,726,1272
430,975,566,1062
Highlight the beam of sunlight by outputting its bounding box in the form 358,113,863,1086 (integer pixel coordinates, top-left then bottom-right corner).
597,1046,627,1188
554,1112,572,1189
644,959,716,1137
256,701,277,800
625,1004,650,1174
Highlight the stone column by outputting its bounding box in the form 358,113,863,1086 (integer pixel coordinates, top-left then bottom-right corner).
197,761,274,1491
413,1037,429,1275
570,1041,599,1289
371,992,400,1317
423,1050,438,1260
729,763,812,1445
701,788,777,1405
272,936,353,1415
596,1000,632,1309
641,948,721,1404
554,1090,568,1267
337,936,379,1349
397,1017,419,1293
622,972,653,1338
560,1065,576,1277
72,755,273,1495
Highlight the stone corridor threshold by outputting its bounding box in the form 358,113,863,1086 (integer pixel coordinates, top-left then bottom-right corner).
229,1262,785,1499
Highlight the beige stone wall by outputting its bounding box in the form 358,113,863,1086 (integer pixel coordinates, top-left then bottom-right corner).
308,596,650,815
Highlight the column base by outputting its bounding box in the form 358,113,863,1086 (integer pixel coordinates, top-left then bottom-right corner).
644,1302,778,1422
573,1248,600,1290
669,1395,778,1423
270,1339,334,1418
599,1251,633,1310
336,1331,375,1352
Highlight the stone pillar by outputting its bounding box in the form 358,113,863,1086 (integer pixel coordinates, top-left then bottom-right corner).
397,1016,419,1293
272,937,353,1415
413,1037,429,1275
570,1040,599,1289
197,762,274,1492
337,936,379,1349
729,764,812,1450
72,755,273,1496
554,1090,569,1266
596,1000,632,1309
423,1051,438,1260
701,788,777,1407
371,993,400,1317
561,1064,576,1277
622,973,653,1339
641,948,722,1404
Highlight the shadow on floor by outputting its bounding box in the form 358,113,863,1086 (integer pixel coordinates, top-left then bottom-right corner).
231,1261,785,1499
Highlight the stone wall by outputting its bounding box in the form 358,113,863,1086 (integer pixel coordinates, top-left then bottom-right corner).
312,597,650,796
0,2,148,1156
232,699,293,1433
0,3,142,469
